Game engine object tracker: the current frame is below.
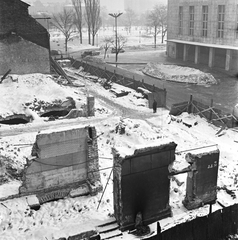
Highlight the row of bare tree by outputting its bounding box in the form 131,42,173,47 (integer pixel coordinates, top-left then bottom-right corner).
51,1,167,53
52,0,101,52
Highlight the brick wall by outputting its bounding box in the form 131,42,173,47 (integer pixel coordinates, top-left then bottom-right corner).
167,0,238,47
0,34,50,74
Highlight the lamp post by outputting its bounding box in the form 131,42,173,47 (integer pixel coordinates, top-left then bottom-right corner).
109,12,123,62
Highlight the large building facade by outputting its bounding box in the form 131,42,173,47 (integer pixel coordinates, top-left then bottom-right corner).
167,0,238,71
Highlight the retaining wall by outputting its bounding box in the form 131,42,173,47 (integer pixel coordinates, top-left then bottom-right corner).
71,59,167,108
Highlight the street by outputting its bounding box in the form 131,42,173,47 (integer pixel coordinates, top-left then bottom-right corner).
76,48,238,114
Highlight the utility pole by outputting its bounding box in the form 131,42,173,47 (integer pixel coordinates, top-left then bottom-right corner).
109,12,123,63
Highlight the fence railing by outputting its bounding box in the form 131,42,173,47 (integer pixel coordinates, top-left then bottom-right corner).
70,59,167,108
170,95,238,128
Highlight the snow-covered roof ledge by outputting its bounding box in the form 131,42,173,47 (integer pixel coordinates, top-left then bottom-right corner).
112,141,177,160
185,145,219,161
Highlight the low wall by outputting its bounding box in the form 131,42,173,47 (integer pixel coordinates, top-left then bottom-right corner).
71,59,167,108
149,204,238,240
170,97,238,128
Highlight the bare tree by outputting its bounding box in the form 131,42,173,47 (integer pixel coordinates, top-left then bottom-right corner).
158,5,167,44
84,0,91,44
52,8,74,53
113,35,127,62
147,5,168,46
84,0,102,46
146,5,160,48
72,0,83,44
123,8,137,34
101,36,114,59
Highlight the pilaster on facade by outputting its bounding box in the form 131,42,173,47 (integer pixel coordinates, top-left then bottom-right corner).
183,44,188,61
195,46,200,64
225,49,232,71
209,47,215,68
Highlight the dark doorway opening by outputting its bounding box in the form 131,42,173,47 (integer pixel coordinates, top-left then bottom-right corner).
40,110,70,118
0,117,29,125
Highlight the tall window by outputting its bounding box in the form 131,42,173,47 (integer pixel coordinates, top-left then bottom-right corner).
189,6,195,36
202,5,208,37
179,6,183,35
217,5,225,38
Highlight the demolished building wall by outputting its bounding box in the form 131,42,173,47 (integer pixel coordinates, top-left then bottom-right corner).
183,146,220,210
19,126,102,203
113,142,177,231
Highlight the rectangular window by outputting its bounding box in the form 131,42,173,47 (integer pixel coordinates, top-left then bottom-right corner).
202,5,208,37
189,6,195,36
179,6,183,35
217,5,225,38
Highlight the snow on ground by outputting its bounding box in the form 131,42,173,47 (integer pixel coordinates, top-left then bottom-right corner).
0,74,84,119
143,62,218,85
0,67,238,239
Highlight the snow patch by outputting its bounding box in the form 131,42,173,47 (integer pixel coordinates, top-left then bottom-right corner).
143,63,218,85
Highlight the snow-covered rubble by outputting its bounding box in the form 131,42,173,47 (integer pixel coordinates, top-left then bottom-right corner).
0,69,237,239
0,74,83,119
143,62,218,85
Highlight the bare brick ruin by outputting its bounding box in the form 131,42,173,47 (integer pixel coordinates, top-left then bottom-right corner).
112,142,220,231
19,126,102,204
112,142,177,231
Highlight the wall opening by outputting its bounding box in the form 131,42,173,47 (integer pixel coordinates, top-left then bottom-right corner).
177,43,184,60
0,117,29,125
187,45,195,62
200,47,209,65
40,110,70,118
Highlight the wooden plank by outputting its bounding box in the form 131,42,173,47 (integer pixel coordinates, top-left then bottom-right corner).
36,128,87,146
38,139,87,159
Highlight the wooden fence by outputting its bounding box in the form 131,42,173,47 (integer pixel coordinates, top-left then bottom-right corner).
148,203,238,240
70,59,167,108
170,95,238,128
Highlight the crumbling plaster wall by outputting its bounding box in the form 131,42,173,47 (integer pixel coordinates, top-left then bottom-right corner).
19,127,102,199
183,148,220,210
0,35,50,74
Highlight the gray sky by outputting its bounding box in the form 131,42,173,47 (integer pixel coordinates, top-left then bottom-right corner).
24,0,167,12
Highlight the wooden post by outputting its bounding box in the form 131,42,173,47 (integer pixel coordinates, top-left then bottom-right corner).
209,203,212,215
209,99,214,121
187,95,193,113
232,109,235,128
133,75,136,89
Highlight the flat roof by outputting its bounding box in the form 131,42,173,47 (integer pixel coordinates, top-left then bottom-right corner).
167,39,238,51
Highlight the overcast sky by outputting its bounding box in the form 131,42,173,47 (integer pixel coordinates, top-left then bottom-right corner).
25,0,167,12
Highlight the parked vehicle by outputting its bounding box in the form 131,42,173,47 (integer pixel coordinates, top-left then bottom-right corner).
81,50,100,58
50,50,61,56
111,48,125,53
